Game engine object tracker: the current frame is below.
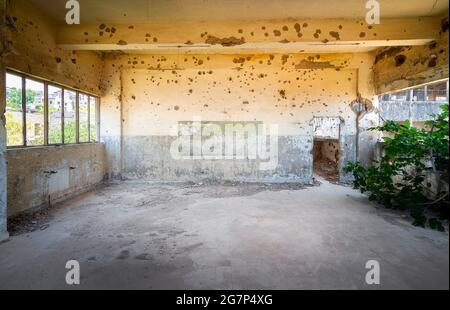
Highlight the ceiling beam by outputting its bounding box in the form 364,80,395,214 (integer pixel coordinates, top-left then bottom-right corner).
56,17,441,53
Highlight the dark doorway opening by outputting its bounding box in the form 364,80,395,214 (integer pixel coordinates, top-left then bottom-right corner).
313,139,340,182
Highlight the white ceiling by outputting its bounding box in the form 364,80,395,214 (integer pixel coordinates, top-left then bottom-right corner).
28,0,449,24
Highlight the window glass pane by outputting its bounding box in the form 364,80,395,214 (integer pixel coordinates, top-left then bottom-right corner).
5,73,23,146
79,94,89,143
89,97,97,142
389,90,408,101
381,94,390,101
25,79,45,146
64,90,77,144
48,85,62,144
413,87,426,101
427,82,447,102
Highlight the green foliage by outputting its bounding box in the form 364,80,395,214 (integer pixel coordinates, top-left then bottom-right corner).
6,88,39,111
5,112,23,146
345,104,449,230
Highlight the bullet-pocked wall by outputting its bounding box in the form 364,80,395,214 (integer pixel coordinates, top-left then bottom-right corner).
101,52,378,183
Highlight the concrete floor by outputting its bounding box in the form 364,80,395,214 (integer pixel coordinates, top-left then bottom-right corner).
0,178,448,290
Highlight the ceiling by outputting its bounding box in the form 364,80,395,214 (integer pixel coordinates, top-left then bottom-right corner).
29,0,449,24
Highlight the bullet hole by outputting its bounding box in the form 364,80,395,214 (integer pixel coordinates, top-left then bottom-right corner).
84,32,88,36
55,57,62,63
329,31,340,40
279,89,287,99
185,40,194,45
273,30,281,36
99,24,106,30
441,17,449,33
111,27,116,33
282,26,289,31
131,95,136,100
294,23,301,32
117,40,128,45
238,29,243,33
280,39,290,43
394,55,407,66
242,101,249,105
71,59,77,64
428,41,437,49
303,23,308,27
198,60,204,65
339,25,343,29
153,37,158,42
428,55,438,67
99,31,104,36
174,106,180,111
359,32,366,38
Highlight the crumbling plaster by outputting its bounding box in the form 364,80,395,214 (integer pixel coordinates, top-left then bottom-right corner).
6,143,106,217
373,15,449,94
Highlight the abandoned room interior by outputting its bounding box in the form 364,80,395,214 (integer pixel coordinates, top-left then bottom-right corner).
0,0,448,290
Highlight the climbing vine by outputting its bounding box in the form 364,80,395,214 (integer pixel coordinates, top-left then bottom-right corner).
345,104,449,231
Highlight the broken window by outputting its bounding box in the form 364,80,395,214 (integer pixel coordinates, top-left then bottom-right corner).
4,71,100,148
427,82,448,102
380,79,449,126
5,73,24,146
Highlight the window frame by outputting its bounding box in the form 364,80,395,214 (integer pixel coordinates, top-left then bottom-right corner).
5,69,100,149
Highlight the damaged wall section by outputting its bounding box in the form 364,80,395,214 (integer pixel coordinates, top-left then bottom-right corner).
373,15,449,94
101,53,377,183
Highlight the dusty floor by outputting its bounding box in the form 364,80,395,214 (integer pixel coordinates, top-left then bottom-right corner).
313,159,340,183
0,178,448,290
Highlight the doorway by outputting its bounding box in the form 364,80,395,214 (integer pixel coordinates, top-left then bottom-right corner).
312,139,340,182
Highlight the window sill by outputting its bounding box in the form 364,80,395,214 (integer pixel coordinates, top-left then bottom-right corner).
6,142,103,152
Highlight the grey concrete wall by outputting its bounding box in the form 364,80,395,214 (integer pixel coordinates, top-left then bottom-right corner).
6,143,106,217
122,135,313,183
